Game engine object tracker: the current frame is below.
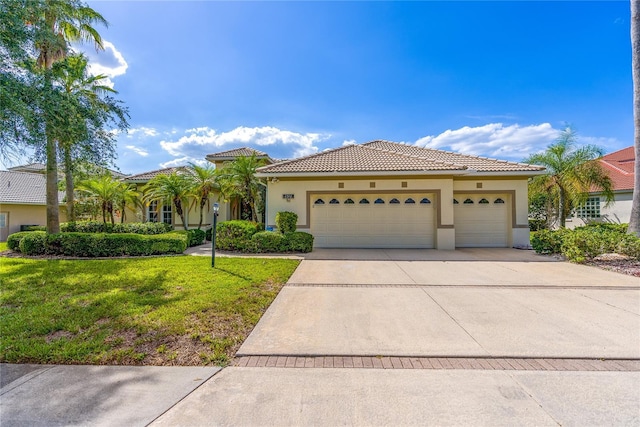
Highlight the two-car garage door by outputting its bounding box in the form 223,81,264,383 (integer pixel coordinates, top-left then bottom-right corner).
311,193,435,248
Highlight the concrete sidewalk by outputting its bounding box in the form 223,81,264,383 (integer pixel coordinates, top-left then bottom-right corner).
0,364,219,426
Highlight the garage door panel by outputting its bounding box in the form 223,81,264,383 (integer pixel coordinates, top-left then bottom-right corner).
311,193,435,248
454,194,509,248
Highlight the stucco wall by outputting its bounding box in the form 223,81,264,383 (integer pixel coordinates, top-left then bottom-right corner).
0,204,67,241
567,191,633,228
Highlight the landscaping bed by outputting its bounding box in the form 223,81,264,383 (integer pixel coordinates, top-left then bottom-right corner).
0,256,299,366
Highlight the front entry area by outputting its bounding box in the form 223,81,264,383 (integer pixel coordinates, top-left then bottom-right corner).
310,193,436,248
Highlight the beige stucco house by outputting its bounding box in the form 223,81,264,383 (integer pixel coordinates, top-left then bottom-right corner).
0,170,67,241
567,146,635,228
256,140,545,249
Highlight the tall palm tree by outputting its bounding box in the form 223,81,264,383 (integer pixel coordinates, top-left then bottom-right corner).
53,53,116,222
114,183,142,224
143,171,195,230
30,0,108,233
630,0,640,236
77,175,120,224
188,163,219,229
524,127,614,228
216,154,267,222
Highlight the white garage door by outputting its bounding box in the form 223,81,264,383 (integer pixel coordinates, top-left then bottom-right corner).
454,194,509,247
311,193,435,248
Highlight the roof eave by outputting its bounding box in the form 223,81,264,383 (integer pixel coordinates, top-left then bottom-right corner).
256,170,472,178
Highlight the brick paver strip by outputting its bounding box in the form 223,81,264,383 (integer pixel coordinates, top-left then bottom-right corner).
232,356,639,371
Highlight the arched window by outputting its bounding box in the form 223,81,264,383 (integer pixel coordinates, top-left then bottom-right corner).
374,198,385,204
463,198,474,204
453,199,459,204
314,199,325,205
405,198,416,204
390,198,400,204
420,198,431,204
329,198,340,204
494,198,505,204
344,198,355,204
479,198,489,204
359,198,370,204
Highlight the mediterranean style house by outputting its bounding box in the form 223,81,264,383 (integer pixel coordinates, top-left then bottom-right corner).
567,146,635,228
256,140,545,249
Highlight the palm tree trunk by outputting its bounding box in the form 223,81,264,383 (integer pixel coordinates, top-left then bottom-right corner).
558,188,567,228
629,0,640,236
198,199,205,230
45,133,60,234
63,146,75,222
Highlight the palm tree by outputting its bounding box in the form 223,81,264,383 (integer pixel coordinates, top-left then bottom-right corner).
53,53,117,222
188,163,219,229
216,154,267,222
30,0,108,233
114,183,142,223
524,127,614,228
77,175,121,224
143,171,195,230
630,0,640,237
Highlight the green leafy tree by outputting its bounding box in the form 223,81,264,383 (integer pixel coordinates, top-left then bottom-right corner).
524,127,614,228
143,172,195,230
188,163,220,229
77,175,121,224
216,154,267,222
630,0,640,237
53,53,128,221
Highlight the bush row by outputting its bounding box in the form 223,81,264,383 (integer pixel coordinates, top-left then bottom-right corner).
61,221,173,235
169,229,205,247
531,223,640,263
8,231,188,257
214,219,313,253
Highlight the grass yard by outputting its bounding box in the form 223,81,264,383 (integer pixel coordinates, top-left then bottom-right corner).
0,242,7,251
0,256,299,366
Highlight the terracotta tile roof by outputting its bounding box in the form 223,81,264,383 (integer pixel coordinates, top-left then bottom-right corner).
0,170,64,205
124,166,190,183
257,140,545,175
599,146,635,191
205,147,272,162
364,140,545,172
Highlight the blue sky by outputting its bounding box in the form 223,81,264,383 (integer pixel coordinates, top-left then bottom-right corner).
9,1,635,173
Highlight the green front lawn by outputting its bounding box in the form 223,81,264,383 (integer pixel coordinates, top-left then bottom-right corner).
0,256,299,366
0,242,7,251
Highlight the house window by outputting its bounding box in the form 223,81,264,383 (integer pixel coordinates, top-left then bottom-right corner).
374,198,385,204
463,198,474,204
344,198,355,204
359,198,370,204
389,198,400,204
314,199,325,205
494,198,505,204
147,201,159,222
329,198,340,204
453,199,459,204
162,204,172,224
405,198,415,204
420,198,431,204
479,198,489,204
577,197,601,218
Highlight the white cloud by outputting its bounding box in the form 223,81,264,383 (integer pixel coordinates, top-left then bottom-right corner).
342,139,357,146
159,156,206,169
160,126,327,160
125,145,149,157
127,127,159,138
79,40,128,89
415,123,559,160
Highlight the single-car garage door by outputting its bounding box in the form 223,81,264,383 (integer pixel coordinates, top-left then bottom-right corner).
454,194,510,247
311,193,435,248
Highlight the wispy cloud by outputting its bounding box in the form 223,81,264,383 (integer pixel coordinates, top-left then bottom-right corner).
79,40,128,89
415,123,558,160
342,139,357,146
127,127,159,138
159,157,207,168
160,126,328,161
125,145,149,157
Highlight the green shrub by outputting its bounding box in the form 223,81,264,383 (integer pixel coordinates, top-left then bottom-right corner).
215,220,259,251
251,231,287,253
530,229,568,254
528,219,546,232
284,231,314,253
22,225,46,232
45,232,188,257
617,234,640,260
18,231,47,255
169,229,206,247
61,221,172,235
275,211,298,234
7,232,33,251
582,222,628,234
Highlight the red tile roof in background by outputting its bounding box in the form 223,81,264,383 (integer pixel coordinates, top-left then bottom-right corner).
600,146,635,191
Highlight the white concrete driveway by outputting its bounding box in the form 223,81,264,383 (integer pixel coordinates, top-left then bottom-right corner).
239,249,640,358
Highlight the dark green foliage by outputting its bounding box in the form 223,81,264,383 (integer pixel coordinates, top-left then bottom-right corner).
531,224,640,263
7,231,33,250
21,225,46,231
13,232,187,257
61,221,172,235
251,231,287,253
528,219,546,232
283,232,314,253
18,231,47,255
169,229,205,247
275,211,298,234
205,227,213,241
215,220,259,251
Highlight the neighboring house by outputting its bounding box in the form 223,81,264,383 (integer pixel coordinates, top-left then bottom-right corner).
8,162,128,179
0,170,66,241
567,146,635,228
256,140,545,249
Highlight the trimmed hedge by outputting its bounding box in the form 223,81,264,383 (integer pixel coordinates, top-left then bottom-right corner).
210,220,314,253
250,231,287,253
531,224,640,263
61,221,172,235
216,220,260,251
7,231,33,251
284,231,314,253
9,231,188,257
275,211,298,234
170,229,205,247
